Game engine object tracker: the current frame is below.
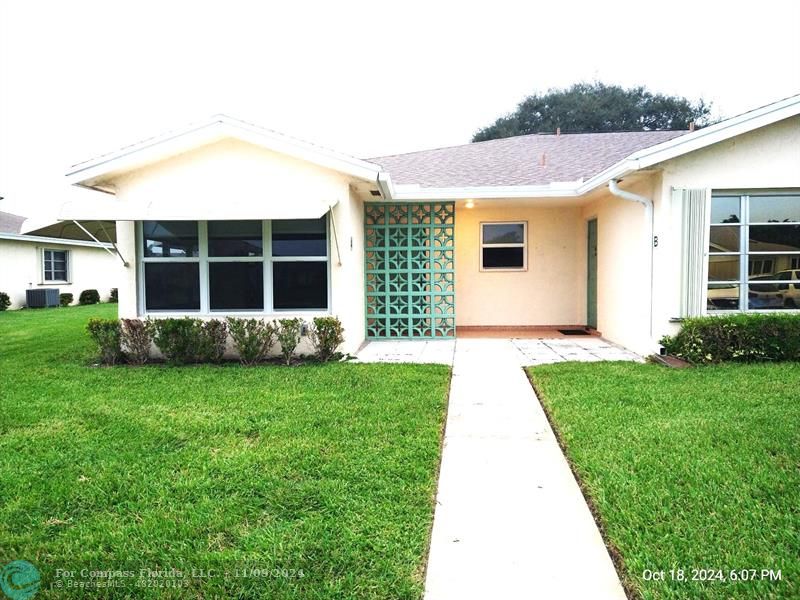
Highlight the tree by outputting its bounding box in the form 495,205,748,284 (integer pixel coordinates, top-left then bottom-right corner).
472,82,711,142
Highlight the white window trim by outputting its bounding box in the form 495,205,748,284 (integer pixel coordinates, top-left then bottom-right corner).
137,219,331,316
41,248,71,284
706,190,800,314
479,221,528,272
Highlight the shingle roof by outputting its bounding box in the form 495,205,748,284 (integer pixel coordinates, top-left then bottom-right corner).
0,210,26,234
369,130,689,188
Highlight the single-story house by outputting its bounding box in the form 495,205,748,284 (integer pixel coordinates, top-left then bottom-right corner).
38,94,800,354
0,210,120,309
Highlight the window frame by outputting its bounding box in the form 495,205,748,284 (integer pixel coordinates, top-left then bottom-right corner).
706,191,800,313
42,248,70,283
137,218,331,316
479,221,528,272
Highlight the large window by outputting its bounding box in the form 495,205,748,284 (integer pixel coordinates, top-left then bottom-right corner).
43,249,69,282
480,222,527,270
140,218,328,313
708,192,800,311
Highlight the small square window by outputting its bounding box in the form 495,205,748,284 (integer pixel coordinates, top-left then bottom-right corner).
43,249,68,281
480,222,527,271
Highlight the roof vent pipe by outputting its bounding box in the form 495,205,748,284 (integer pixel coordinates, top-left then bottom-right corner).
607,179,655,345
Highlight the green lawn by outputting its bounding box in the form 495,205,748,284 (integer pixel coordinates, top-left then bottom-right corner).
0,305,451,599
528,361,800,600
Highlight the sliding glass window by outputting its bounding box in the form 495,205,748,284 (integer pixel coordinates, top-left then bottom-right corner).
708,193,800,311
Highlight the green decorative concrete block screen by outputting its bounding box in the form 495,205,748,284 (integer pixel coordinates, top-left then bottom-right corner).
365,203,455,338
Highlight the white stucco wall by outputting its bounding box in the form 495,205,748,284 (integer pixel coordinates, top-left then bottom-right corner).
0,237,120,309
654,115,800,344
580,178,656,354
110,138,367,354
580,115,800,355
455,203,585,327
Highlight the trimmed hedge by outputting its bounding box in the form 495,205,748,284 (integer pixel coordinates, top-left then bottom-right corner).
59,293,73,307
86,318,122,365
79,289,100,305
227,318,277,365
0,292,10,311
310,316,345,362
661,313,800,363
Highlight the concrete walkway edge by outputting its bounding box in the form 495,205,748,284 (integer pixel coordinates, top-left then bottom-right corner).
423,338,627,600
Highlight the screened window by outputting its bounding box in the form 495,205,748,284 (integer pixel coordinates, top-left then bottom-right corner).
140,218,328,312
271,218,328,309
480,222,527,270
43,249,68,282
708,193,800,311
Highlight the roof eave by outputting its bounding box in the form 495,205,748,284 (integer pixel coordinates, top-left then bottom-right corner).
67,115,384,189
0,232,112,248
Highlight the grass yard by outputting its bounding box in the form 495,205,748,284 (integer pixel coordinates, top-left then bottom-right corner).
528,361,800,600
0,305,451,599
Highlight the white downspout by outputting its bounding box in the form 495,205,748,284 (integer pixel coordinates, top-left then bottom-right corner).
608,179,655,344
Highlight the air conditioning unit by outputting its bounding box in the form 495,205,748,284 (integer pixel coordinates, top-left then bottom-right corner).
26,288,60,308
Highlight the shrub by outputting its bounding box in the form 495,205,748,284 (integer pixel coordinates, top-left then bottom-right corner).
59,293,73,307
121,319,154,365
310,316,345,361
109,288,118,303
227,318,277,365
276,318,304,365
86,318,121,365
79,289,100,305
152,318,203,365
0,292,10,311
198,319,228,363
660,313,800,363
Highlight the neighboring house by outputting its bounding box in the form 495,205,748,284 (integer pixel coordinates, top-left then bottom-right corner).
0,210,119,309
46,95,800,354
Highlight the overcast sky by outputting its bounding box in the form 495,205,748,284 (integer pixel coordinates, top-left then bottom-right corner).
1,0,799,219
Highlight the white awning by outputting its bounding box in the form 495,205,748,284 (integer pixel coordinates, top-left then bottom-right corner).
55,197,336,222
22,218,118,243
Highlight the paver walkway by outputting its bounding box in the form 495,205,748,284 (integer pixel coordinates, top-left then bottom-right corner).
424,338,629,600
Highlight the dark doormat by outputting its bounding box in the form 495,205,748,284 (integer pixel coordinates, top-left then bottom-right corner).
558,328,590,336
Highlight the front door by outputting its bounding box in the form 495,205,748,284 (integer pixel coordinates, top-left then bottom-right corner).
587,219,598,329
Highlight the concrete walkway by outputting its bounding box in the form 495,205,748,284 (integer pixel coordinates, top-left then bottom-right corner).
354,336,640,366
424,338,628,600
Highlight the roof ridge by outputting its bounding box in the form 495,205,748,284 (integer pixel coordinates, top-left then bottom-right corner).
367,129,687,161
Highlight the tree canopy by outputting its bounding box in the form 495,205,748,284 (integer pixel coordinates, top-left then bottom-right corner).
472,82,711,142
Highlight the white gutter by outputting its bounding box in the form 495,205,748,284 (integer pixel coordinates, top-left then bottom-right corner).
607,179,655,343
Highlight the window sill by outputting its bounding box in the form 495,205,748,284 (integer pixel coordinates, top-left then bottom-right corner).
141,310,331,318
479,267,528,273
39,281,71,286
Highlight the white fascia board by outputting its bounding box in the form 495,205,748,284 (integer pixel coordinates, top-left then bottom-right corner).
390,184,582,201
0,232,112,248
67,115,383,187
624,95,800,170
